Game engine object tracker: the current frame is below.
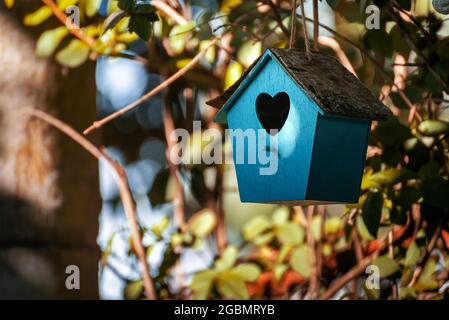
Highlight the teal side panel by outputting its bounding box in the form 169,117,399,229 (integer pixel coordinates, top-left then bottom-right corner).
226,56,319,202
306,115,371,203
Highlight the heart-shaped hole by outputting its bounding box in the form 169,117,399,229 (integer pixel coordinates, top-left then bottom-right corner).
256,92,290,135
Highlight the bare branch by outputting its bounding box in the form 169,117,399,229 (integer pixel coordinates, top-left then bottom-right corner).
24,107,157,300
83,38,218,135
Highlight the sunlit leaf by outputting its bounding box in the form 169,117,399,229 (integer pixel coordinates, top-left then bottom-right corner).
243,216,271,241
214,246,238,271
188,209,217,237
85,0,102,17
276,223,304,246
272,206,289,225
418,120,449,136
372,255,400,277
150,215,170,238
24,6,53,26
4,0,14,8
237,41,262,68
36,26,69,58
124,280,143,300
404,241,421,267
224,61,243,90
289,245,312,278
55,39,90,67
233,263,261,282
190,269,215,300
216,270,249,299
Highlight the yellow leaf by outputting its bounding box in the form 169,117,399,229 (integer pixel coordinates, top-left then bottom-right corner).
57,0,79,9
85,0,101,17
36,26,69,58
188,209,217,237
220,0,242,13
224,61,243,90
190,269,216,300
290,245,312,278
216,270,249,299
237,41,262,68
55,39,90,68
24,6,53,26
4,0,14,9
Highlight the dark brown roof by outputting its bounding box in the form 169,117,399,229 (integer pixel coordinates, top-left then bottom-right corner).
207,48,392,121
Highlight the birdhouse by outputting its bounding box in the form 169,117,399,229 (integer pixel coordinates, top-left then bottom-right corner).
206,48,392,205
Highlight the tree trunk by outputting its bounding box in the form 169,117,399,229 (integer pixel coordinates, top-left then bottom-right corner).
0,6,101,299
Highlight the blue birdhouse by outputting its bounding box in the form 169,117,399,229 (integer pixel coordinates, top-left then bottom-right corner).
206,48,392,205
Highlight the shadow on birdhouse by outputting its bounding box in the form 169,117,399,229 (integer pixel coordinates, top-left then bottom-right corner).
207,48,392,205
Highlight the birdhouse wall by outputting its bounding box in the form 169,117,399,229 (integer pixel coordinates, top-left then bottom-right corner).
226,56,321,203
306,114,371,203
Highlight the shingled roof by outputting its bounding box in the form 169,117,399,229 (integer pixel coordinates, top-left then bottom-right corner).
207,48,392,121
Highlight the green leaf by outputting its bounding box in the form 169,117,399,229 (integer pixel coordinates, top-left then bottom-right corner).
103,10,128,34
129,14,152,41
169,21,196,54
85,0,101,17
216,270,249,299
418,120,449,136
188,209,217,237
276,223,304,245
150,216,170,238
224,61,243,90
362,191,384,238
55,39,90,68
364,29,393,57
190,269,215,300
4,0,14,8
404,241,421,267
232,263,261,282
421,177,449,209
243,216,271,241
124,280,143,300
415,257,438,291
289,245,312,278
214,246,238,271
372,255,400,277
23,6,53,26
36,26,69,58
272,206,289,225
357,215,375,241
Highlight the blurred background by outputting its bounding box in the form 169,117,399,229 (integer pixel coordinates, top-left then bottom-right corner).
1,0,449,300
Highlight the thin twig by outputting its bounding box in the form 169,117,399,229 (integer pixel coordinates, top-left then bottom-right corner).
24,108,157,300
163,94,186,229
83,38,218,135
152,0,187,25
266,0,290,38
312,0,319,52
41,0,95,47
289,0,297,49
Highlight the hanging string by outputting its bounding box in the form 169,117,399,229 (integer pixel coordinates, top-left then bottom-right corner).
313,0,319,52
289,0,297,49
298,0,311,60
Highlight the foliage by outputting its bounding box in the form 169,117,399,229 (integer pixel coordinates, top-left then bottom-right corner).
6,0,449,300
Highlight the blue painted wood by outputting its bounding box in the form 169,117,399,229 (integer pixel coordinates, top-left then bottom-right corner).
226,54,319,202
221,50,371,204
306,115,371,203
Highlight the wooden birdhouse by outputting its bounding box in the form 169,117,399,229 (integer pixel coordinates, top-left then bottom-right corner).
206,48,392,205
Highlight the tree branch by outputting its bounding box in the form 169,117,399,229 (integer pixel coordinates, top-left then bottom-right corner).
24,107,157,300
83,38,218,135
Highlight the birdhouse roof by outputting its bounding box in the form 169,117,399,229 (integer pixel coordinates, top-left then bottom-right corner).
207,48,392,122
